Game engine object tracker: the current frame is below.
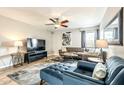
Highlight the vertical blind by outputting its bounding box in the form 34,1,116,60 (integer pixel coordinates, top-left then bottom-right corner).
81,31,86,48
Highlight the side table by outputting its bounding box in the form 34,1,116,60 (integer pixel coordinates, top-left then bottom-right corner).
11,53,25,67
88,57,104,63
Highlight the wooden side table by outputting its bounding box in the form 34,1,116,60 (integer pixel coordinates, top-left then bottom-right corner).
88,57,104,63
11,53,25,67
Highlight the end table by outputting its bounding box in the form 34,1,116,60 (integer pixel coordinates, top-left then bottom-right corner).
88,57,104,63
11,52,25,67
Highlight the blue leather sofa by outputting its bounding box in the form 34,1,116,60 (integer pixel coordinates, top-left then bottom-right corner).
40,56,124,85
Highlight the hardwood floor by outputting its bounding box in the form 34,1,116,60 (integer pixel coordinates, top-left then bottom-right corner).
0,55,57,85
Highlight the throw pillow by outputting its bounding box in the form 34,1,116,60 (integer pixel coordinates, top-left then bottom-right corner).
61,47,67,52
92,63,107,80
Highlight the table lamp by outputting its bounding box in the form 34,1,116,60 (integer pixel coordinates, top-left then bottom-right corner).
14,40,23,53
96,39,108,61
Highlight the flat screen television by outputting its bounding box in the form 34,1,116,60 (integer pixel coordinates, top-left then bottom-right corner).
27,38,45,52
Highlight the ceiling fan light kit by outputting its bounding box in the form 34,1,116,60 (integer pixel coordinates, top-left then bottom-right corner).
45,17,69,29
55,24,60,28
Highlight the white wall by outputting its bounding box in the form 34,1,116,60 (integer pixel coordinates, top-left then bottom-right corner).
71,31,81,47
52,31,63,55
0,15,53,68
100,7,124,58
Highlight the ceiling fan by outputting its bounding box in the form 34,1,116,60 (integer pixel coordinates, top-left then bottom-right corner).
45,18,69,29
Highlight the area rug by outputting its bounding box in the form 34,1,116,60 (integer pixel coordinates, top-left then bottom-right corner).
7,62,57,85
7,61,77,85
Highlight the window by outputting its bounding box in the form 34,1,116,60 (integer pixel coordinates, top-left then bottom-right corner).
85,32,95,47
81,30,99,48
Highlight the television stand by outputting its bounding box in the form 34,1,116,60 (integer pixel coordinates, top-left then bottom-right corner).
25,50,47,63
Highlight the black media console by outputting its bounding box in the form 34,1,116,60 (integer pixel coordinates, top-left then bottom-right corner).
25,50,47,63
25,38,47,63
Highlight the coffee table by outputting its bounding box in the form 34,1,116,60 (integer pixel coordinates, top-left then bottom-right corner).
63,53,78,61
76,52,99,60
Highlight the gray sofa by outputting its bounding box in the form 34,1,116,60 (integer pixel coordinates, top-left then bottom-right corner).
59,47,84,60
40,56,124,85
59,47,101,61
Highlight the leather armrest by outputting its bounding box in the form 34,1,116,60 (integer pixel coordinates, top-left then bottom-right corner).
63,71,104,85
110,68,124,85
77,60,97,71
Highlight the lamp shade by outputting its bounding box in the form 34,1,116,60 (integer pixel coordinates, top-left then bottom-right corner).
14,41,23,47
96,40,108,48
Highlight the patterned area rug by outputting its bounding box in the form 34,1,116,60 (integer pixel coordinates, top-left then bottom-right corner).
7,61,77,85
7,62,57,85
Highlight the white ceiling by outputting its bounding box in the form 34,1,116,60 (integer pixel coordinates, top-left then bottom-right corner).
0,7,107,30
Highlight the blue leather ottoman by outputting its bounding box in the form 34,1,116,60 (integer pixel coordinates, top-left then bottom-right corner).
40,63,76,85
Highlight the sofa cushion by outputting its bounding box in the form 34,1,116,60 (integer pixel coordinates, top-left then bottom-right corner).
61,47,67,52
40,68,63,85
40,63,76,84
66,47,84,52
105,56,124,84
77,60,97,71
92,63,107,80
63,71,105,85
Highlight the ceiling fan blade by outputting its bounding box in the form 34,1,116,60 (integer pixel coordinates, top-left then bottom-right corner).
61,20,69,24
49,18,56,23
45,23,54,25
61,25,68,27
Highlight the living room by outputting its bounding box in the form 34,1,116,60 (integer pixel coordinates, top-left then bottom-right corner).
0,7,124,85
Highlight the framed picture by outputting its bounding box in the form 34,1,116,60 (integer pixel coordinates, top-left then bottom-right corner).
62,32,71,46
